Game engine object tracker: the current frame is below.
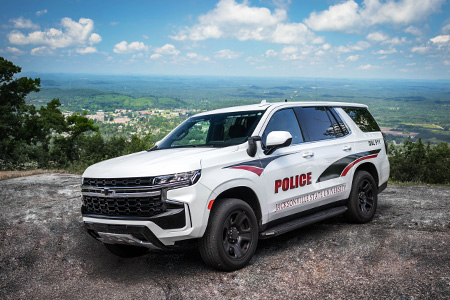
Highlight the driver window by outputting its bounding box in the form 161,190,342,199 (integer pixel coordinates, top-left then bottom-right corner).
262,108,303,146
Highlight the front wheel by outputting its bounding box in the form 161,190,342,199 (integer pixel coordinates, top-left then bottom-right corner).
199,198,258,271
345,171,378,223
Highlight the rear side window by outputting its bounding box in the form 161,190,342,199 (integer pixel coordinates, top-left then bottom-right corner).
295,107,344,142
329,108,349,136
342,107,380,132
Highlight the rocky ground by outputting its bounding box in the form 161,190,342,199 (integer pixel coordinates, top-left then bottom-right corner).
0,173,449,299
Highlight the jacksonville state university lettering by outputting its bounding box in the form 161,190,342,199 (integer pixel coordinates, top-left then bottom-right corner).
275,184,347,212
275,172,312,193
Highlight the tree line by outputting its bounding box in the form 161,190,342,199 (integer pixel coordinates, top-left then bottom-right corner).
0,57,154,173
1,57,449,183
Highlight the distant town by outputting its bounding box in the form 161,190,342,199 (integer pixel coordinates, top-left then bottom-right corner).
65,108,201,140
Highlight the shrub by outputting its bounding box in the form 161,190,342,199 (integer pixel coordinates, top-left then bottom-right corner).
389,138,450,184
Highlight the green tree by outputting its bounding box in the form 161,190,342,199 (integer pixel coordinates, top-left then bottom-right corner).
389,138,450,184
0,57,40,167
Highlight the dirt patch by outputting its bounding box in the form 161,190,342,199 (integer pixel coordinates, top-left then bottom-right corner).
0,170,67,181
1,174,449,299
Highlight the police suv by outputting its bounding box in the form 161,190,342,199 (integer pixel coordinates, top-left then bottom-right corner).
81,101,389,271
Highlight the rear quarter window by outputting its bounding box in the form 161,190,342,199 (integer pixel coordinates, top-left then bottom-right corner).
342,107,380,132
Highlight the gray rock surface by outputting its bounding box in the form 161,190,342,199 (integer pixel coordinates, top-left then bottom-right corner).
1,173,449,299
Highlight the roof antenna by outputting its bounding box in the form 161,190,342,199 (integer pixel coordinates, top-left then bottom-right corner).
285,99,287,102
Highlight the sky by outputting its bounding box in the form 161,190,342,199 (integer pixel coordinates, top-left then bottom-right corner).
1,0,450,79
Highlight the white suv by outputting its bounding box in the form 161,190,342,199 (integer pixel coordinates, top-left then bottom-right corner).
81,101,389,271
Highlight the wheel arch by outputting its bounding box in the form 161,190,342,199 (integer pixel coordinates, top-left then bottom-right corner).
354,162,379,186
212,186,262,229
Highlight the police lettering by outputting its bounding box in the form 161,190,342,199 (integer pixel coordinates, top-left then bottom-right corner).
275,172,312,193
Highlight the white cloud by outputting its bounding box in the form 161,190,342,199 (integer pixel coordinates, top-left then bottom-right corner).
10,17,39,29
271,23,315,44
337,41,371,53
265,49,278,57
346,55,359,61
170,0,318,44
106,56,114,61
31,46,54,56
367,31,388,42
305,0,444,32
378,55,388,59
375,48,398,54
411,45,430,54
430,35,450,43
6,47,25,55
36,9,47,16
154,44,180,56
383,36,407,45
215,49,241,59
405,25,422,36
76,46,97,54
322,43,331,50
305,0,360,32
406,62,416,66
279,46,302,60
8,18,101,49
113,41,148,54
358,64,378,70
444,60,450,65
142,34,149,39
150,53,162,59
89,33,102,44
185,52,211,62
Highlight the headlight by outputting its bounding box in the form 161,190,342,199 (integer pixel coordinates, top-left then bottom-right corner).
153,170,201,187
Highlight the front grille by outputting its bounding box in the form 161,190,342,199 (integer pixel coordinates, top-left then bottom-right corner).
83,177,155,187
82,195,165,217
81,177,168,218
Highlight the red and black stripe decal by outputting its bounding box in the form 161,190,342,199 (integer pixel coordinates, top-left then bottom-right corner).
317,149,381,183
225,155,288,177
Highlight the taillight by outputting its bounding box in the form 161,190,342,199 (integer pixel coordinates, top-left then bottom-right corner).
382,132,388,153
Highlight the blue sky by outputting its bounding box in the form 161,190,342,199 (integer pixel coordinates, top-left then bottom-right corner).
1,0,450,79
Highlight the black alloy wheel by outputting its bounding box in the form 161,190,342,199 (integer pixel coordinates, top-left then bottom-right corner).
222,210,253,260
345,170,378,223
199,198,258,271
358,178,375,215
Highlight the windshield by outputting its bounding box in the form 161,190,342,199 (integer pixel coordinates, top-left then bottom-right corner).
157,110,264,149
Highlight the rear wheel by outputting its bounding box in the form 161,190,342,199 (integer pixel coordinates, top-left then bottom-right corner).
199,198,258,271
104,243,148,258
345,171,378,223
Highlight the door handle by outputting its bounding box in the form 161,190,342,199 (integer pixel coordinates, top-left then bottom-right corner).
302,152,314,158
343,146,352,151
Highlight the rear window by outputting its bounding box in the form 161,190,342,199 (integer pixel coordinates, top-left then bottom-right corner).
342,107,380,132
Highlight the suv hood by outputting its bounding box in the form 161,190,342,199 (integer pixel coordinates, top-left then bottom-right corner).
82,147,224,178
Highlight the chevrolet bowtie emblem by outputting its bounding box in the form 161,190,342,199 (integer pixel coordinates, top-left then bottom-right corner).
101,188,114,196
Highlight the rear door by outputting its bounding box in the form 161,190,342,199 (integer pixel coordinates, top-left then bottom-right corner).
294,106,355,203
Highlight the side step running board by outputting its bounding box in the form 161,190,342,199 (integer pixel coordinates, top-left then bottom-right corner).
259,206,348,239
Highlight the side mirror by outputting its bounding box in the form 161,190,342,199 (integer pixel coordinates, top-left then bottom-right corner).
264,131,292,155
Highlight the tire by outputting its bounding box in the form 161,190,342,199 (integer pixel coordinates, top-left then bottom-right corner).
345,171,378,223
199,198,258,271
104,243,149,258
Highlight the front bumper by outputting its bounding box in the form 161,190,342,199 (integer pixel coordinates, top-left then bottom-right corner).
85,222,168,249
